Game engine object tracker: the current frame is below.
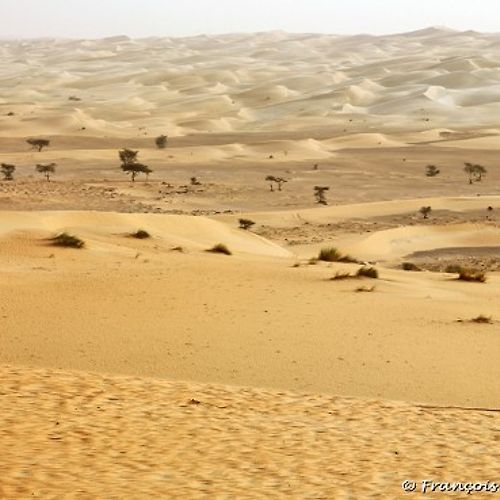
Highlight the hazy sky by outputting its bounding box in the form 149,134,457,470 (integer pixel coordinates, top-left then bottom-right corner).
1,0,499,38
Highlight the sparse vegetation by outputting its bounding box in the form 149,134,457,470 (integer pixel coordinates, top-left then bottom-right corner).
119,149,152,182
357,266,379,279
470,315,493,324
355,285,376,293
239,218,256,230
464,162,487,184
318,247,357,263
265,175,287,191
445,264,463,274
1,163,15,181
36,163,56,182
426,165,440,177
458,268,486,283
155,135,168,149
314,186,329,205
446,265,486,282
27,138,50,152
419,206,432,219
50,233,85,249
207,243,232,255
131,229,151,239
402,262,421,271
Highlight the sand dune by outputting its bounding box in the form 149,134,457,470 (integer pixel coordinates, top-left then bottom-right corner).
3,29,500,139
0,210,290,257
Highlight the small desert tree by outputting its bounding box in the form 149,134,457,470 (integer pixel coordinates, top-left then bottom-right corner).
473,164,487,182
464,163,487,184
36,163,56,182
155,135,168,149
119,149,152,182
419,206,432,219
122,162,152,182
275,177,287,191
426,165,440,177
119,148,139,165
314,186,330,205
265,175,287,191
1,163,15,181
239,218,255,230
265,175,277,191
27,138,50,152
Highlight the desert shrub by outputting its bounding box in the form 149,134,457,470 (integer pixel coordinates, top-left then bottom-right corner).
357,266,379,279
445,264,463,274
419,206,432,219
50,233,85,249
131,229,151,239
355,285,376,293
239,218,255,230
171,246,184,252
1,163,15,181
155,135,168,149
207,243,232,255
470,315,492,324
458,268,486,283
402,262,421,271
426,165,440,177
318,247,357,263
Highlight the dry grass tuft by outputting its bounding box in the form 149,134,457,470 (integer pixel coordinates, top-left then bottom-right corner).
318,247,357,263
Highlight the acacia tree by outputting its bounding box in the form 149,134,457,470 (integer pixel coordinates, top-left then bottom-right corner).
265,175,287,191
27,138,50,152
275,177,287,191
464,163,487,184
36,163,56,182
265,175,276,191
119,149,152,182
155,135,168,149
474,164,487,182
314,186,329,205
1,163,15,181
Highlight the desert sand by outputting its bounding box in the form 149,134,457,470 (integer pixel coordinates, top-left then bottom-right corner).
1,28,500,498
